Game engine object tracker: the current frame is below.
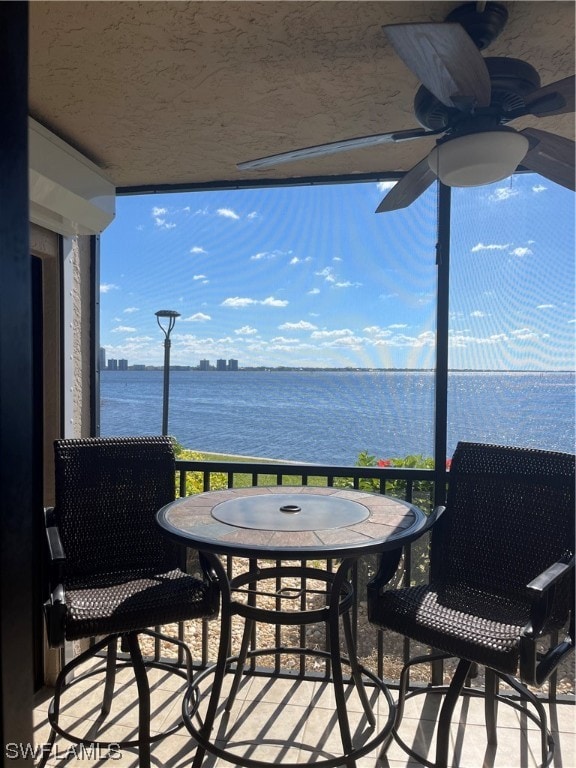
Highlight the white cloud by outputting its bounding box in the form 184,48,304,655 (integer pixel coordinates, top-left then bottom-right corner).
235,326,258,335
193,274,207,281
217,208,240,220
290,256,312,265
154,217,176,230
222,297,257,308
376,180,396,192
183,313,211,322
470,310,486,318
221,296,288,308
311,329,354,339
489,187,519,202
247,211,258,219
112,325,136,333
151,206,177,229
388,323,407,329
123,307,139,313
532,184,547,193
190,246,206,254
262,296,289,307
250,249,293,261
471,242,510,252
271,336,299,343
279,321,318,331
511,328,539,340
316,267,336,283
334,280,361,288
100,283,119,293
308,288,320,295
510,246,532,257
537,304,555,310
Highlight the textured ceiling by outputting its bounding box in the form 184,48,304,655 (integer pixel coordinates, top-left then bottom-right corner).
29,1,575,190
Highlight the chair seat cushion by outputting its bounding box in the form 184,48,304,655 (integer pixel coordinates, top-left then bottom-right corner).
64,568,217,640
369,583,531,674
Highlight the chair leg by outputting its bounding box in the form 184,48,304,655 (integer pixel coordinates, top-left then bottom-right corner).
484,668,499,746
435,658,472,768
125,632,151,768
100,636,118,718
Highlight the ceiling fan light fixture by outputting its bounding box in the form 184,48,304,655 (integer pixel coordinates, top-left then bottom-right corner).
428,130,530,187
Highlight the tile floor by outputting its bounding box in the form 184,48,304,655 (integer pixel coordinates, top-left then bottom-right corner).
32,657,575,767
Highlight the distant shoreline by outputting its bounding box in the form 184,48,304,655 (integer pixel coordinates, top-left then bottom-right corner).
102,367,575,374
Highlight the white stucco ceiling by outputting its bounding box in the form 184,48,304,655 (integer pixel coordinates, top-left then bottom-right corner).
29,1,575,190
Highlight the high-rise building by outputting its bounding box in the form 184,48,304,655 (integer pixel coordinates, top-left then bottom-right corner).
108,358,118,371
228,359,238,371
118,359,128,371
199,359,210,371
216,359,227,371
99,347,106,371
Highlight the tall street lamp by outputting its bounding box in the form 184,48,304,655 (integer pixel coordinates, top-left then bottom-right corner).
155,309,180,436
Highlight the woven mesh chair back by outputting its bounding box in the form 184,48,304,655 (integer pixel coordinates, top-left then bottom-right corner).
54,436,178,581
431,442,575,626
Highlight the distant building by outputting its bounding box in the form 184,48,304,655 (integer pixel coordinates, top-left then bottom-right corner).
108,358,118,371
216,359,227,371
132,364,146,371
199,359,210,371
228,359,238,371
118,358,128,371
99,347,106,371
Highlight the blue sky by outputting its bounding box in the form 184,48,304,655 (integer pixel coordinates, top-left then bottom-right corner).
100,173,574,370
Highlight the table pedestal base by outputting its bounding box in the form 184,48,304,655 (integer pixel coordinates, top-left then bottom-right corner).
183,554,396,767
183,647,395,768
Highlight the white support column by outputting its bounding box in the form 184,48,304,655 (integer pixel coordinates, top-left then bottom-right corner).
61,236,76,437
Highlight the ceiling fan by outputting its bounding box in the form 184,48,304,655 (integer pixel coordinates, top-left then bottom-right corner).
237,2,575,213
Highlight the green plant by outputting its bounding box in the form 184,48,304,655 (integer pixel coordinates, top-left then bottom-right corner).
172,441,228,496
347,450,443,590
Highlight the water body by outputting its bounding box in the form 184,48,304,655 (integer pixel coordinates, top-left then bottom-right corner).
100,370,574,465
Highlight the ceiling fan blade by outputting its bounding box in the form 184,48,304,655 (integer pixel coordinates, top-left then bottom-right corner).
237,128,442,170
524,75,575,117
383,22,491,110
520,128,575,191
375,157,437,213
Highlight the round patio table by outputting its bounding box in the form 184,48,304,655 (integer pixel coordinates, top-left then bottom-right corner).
157,486,427,768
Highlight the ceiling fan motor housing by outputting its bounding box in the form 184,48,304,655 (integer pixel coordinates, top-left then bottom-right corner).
445,2,509,50
414,57,542,131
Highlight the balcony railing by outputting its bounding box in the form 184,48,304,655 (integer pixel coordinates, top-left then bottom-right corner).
158,459,567,702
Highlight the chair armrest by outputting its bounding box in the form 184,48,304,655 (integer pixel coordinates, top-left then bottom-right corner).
44,584,67,648
526,552,574,597
520,552,574,686
524,551,574,636
44,506,66,563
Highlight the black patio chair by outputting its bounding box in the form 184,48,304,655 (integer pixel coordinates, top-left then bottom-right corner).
41,436,220,767
367,441,574,768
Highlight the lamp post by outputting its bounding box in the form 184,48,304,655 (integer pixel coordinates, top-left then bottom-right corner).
155,310,180,436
